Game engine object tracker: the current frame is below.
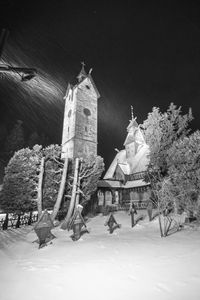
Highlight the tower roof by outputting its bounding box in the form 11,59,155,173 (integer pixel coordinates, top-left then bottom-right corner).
67,62,100,99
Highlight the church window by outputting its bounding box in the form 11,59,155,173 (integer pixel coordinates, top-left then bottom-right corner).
85,85,90,90
68,109,72,117
85,126,88,132
83,108,91,117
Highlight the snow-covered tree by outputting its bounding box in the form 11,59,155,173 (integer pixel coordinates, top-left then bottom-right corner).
142,103,194,236
0,141,104,223
80,156,105,205
0,144,62,214
61,156,104,229
142,103,193,178
42,144,62,210
0,145,42,213
167,130,200,219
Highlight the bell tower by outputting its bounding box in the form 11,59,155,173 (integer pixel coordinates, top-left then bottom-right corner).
61,63,100,160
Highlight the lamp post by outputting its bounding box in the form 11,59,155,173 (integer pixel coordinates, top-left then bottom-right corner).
0,29,37,81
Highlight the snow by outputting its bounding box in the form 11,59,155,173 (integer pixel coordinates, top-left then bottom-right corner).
0,210,200,300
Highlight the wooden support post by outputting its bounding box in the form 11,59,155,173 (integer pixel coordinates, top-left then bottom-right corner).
51,158,69,221
61,158,80,230
37,157,45,218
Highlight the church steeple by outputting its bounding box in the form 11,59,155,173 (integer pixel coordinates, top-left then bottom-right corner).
77,61,87,82
61,63,100,160
126,106,138,132
131,105,134,120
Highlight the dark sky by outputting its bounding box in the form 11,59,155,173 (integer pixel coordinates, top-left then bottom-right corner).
1,1,200,168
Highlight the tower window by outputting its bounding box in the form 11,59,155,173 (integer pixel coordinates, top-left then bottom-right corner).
85,85,90,90
85,126,88,132
68,109,72,117
83,108,91,117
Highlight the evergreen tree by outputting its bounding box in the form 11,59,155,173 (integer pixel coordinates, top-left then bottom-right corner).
167,130,200,217
61,156,104,229
142,103,193,178
0,145,42,213
80,156,105,204
42,144,62,209
142,103,194,235
0,143,104,220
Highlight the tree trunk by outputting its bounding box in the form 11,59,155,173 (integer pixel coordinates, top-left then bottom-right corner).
158,213,163,237
51,158,69,222
61,158,79,230
37,156,45,218
75,177,81,207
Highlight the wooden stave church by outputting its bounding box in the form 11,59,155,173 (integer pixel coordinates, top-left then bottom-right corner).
97,111,150,210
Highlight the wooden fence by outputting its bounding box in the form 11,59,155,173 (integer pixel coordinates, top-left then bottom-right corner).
0,212,38,230
0,209,68,230
119,200,148,210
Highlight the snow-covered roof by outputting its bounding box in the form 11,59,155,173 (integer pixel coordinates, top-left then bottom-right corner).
103,112,150,183
118,163,130,175
123,134,135,146
126,118,138,131
98,179,150,189
128,144,150,174
104,150,127,179
104,144,149,179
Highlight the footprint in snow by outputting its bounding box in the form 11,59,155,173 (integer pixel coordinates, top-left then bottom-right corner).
128,275,136,281
155,282,171,293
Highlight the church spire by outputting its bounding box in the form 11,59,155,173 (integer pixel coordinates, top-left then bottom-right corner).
77,61,87,82
131,105,134,120
127,106,138,132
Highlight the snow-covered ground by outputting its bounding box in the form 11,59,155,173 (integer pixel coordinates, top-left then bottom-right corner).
0,210,200,300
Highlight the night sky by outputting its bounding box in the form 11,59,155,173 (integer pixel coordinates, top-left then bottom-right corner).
1,1,200,168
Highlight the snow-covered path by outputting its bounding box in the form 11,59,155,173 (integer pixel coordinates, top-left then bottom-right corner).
0,211,200,300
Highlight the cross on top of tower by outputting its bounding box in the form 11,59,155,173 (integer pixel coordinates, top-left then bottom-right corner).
77,61,87,82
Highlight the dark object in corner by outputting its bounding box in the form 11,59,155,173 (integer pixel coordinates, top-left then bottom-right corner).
104,213,121,234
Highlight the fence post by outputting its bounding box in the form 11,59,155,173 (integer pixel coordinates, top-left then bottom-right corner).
15,214,21,228
28,211,33,225
2,213,9,230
